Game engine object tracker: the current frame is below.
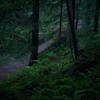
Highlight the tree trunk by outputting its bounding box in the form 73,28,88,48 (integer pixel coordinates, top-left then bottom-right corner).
28,0,39,66
75,1,79,30
94,0,100,33
59,0,63,40
65,0,79,60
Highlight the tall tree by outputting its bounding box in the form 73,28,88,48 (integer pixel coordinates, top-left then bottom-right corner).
75,0,79,30
59,0,63,40
75,0,82,30
65,0,79,60
94,0,100,33
28,0,39,66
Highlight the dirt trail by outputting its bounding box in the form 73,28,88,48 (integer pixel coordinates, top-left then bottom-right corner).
0,39,53,81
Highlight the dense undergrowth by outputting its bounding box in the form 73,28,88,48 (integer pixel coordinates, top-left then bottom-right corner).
0,35,100,100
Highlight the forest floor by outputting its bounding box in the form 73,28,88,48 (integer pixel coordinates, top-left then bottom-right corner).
0,23,82,81
0,39,53,81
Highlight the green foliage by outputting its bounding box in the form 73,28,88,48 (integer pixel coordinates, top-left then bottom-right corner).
0,58,9,65
84,34,100,63
0,0,100,100
0,43,100,100
0,0,32,56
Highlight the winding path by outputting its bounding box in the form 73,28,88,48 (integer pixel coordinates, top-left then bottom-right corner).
0,39,53,81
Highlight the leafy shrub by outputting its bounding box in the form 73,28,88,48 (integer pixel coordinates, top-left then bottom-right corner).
0,42,100,100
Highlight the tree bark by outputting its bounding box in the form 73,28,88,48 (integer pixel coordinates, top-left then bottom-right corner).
65,0,79,60
75,1,79,30
94,0,100,33
28,0,39,66
59,0,63,40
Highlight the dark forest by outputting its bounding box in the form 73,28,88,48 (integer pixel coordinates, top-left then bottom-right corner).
0,0,100,99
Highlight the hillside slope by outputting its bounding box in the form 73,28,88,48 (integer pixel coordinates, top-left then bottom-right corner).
0,36,100,100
